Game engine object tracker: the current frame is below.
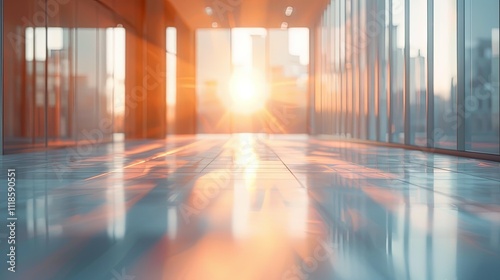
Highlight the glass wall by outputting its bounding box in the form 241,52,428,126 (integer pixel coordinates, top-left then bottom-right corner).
3,0,126,153
465,0,500,154
313,0,500,156
196,27,309,134
3,0,47,151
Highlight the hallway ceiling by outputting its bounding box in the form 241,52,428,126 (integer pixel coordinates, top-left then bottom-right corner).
167,0,328,29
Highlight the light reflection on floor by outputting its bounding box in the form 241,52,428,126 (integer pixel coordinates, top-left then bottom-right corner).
1,134,499,280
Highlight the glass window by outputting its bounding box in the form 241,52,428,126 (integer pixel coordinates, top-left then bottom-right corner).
340,0,347,136
97,7,115,143
314,23,322,134
434,0,457,149
390,0,405,143
111,27,126,140
346,0,353,137
230,28,267,133
351,0,359,138
322,12,329,134
196,29,231,133
378,0,390,142
76,0,99,143
465,0,500,154
332,2,338,135
3,0,47,152
47,26,73,146
359,0,368,140
269,28,310,134
409,0,427,146
3,0,124,153
166,27,177,135
367,0,378,141
46,0,76,148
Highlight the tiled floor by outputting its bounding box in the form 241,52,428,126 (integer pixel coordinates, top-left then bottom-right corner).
1,134,499,280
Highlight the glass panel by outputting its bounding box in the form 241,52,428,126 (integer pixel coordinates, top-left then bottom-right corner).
196,27,309,134
76,0,99,143
367,0,377,141
378,0,390,142
230,28,265,132
409,0,427,146
346,0,353,137
196,29,231,133
318,16,324,134
359,0,368,139
340,0,346,136
4,2,48,151
3,0,122,152
390,0,405,143
333,2,339,136
351,0,359,138
47,27,73,146
314,22,322,134
230,28,267,133
97,7,114,143
269,28,309,134
465,0,500,154
166,27,177,135
110,27,126,140
321,12,327,134
47,0,75,148
325,6,332,135
434,0,457,149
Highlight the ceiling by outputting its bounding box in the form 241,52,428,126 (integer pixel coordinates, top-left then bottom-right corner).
167,0,328,29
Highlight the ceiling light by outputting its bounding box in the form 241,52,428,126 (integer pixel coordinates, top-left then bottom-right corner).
205,7,213,16
285,6,293,16
212,22,218,28
281,22,288,29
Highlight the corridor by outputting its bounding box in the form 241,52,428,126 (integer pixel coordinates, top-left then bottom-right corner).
2,0,500,278
2,135,499,279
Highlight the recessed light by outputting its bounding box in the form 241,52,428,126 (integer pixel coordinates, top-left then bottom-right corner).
205,7,213,16
285,6,293,16
281,22,288,29
212,22,218,28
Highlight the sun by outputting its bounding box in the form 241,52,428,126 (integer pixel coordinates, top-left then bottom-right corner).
227,70,268,114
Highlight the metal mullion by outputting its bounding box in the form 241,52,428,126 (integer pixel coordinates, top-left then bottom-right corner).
327,27,330,135
335,1,340,135
358,0,362,138
352,0,358,139
0,0,3,153
404,0,410,145
427,0,434,148
376,0,383,142
387,0,393,143
308,22,315,134
457,0,465,150
44,0,48,148
364,0,370,140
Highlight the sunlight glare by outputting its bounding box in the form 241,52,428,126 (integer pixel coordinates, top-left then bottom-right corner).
228,70,268,114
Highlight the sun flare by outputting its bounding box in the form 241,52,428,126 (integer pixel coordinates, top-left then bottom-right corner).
227,70,268,114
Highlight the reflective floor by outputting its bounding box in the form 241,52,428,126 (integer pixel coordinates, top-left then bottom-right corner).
1,135,500,280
